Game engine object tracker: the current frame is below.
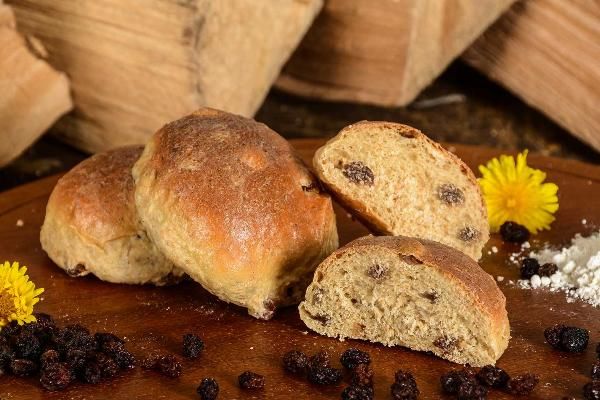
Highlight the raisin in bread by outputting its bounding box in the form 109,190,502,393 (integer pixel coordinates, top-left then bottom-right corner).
313,121,489,260
299,235,510,367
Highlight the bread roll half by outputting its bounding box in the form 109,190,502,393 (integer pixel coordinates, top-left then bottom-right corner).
313,121,489,260
299,235,510,366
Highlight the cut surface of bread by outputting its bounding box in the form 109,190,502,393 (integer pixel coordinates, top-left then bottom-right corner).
299,235,510,367
313,121,489,260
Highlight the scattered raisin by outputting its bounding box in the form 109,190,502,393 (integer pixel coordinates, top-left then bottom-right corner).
40,362,71,391
0,344,16,369
367,264,388,280
102,341,135,369
11,358,38,376
55,324,96,354
521,258,540,279
282,350,309,375
592,361,600,380
183,333,204,359
440,369,476,394
561,327,589,352
438,183,465,205
342,162,375,186
351,363,373,387
457,380,488,400
538,263,558,277
544,324,566,348
391,370,419,400
458,227,480,242
342,385,374,400
238,371,265,389
40,349,61,369
197,377,219,400
506,373,539,395
94,332,125,346
65,348,87,375
94,352,119,378
309,350,331,369
82,361,102,384
1,321,21,338
157,354,182,378
500,221,530,244
584,381,600,400
14,331,42,360
308,366,343,385
340,348,370,369
476,365,509,388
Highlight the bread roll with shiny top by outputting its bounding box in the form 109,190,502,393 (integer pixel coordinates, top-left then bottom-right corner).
41,146,183,285
132,108,339,319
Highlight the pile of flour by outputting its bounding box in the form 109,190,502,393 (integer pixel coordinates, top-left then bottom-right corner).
518,231,600,306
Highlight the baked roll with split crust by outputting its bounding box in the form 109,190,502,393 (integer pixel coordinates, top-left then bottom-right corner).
132,108,338,320
299,235,510,367
313,121,489,260
41,146,183,285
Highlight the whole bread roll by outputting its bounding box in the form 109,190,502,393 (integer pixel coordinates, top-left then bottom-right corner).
132,108,339,319
313,121,489,260
41,146,183,285
300,235,510,366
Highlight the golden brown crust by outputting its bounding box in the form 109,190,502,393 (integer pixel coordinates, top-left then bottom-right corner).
50,145,143,244
133,108,338,318
338,235,507,331
41,145,182,285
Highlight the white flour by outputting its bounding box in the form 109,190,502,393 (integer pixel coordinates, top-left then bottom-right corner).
518,231,600,306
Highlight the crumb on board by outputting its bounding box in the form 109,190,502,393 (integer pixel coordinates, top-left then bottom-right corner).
16,219,24,227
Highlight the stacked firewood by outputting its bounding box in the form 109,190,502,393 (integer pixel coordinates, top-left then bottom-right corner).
1,0,597,163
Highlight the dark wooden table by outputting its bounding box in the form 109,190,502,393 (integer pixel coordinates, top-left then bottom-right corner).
0,140,599,399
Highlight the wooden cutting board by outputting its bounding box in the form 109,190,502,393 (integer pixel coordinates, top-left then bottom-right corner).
0,139,599,400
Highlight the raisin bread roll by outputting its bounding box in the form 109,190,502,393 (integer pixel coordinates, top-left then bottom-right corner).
132,108,338,320
313,121,489,260
40,146,183,285
299,235,510,367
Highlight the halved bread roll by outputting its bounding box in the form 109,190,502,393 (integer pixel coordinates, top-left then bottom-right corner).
313,121,489,260
299,235,510,367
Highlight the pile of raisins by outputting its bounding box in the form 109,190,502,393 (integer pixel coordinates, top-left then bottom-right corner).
440,365,538,399
0,313,135,391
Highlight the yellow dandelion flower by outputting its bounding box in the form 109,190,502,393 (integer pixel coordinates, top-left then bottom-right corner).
478,150,559,234
0,261,44,329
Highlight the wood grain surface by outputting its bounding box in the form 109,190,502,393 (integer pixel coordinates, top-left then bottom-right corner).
0,2,71,168
276,0,514,106
5,0,322,153
463,0,600,152
0,139,599,399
